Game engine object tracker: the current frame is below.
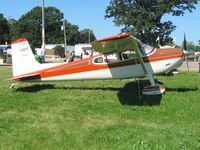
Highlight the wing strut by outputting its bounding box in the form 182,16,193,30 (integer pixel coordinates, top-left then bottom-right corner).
129,36,165,95
130,36,156,86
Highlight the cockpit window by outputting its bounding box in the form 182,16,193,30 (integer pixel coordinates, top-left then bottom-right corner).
93,51,137,65
105,53,120,63
120,51,136,60
94,57,103,63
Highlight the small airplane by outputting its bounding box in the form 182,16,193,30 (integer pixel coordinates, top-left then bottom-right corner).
10,33,186,95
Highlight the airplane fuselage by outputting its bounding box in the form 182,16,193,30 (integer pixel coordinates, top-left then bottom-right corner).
13,48,183,82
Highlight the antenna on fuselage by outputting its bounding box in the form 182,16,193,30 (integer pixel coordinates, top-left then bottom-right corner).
156,36,161,48
172,37,176,48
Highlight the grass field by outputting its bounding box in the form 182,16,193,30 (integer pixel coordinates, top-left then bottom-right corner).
0,66,200,150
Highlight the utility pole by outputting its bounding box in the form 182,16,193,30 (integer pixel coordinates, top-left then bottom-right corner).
63,20,67,57
41,0,45,62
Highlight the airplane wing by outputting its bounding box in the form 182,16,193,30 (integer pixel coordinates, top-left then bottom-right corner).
92,33,164,95
91,33,140,54
92,33,148,74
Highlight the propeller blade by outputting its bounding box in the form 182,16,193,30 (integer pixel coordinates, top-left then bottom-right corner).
183,33,187,50
183,33,189,71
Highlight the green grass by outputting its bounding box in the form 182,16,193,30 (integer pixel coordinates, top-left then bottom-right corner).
0,66,200,150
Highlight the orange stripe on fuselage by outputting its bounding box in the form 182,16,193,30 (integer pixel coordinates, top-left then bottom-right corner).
13,48,183,81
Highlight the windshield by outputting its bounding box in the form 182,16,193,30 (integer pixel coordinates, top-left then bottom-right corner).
140,43,154,55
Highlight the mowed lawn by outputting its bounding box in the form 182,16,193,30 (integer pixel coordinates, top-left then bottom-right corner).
0,66,200,150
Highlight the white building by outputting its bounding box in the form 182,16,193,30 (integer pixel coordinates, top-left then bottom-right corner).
74,43,92,56
0,45,12,65
35,44,75,55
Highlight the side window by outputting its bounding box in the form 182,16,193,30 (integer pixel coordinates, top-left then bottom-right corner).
105,53,120,63
94,57,104,64
121,51,136,60
140,43,154,55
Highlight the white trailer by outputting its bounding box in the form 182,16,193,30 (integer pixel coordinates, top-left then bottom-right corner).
74,43,91,57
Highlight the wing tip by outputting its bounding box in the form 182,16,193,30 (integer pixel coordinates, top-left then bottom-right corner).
95,33,130,42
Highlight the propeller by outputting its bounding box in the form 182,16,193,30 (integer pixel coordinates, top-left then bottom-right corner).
183,33,189,71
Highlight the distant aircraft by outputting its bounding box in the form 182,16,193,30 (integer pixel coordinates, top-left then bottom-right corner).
10,34,187,95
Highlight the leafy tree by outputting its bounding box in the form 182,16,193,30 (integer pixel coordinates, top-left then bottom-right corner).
8,18,17,25
181,40,200,52
64,20,80,45
186,42,200,52
78,29,96,43
187,42,196,50
0,13,10,44
196,46,200,52
11,7,80,48
53,45,65,57
11,7,64,48
105,0,199,46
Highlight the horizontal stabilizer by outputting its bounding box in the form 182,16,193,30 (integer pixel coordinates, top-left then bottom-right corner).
11,73,41,81
91,34,139,54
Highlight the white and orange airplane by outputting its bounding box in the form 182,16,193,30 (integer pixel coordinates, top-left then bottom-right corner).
10,34,185,95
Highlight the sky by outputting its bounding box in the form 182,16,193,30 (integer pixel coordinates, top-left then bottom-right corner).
0,0,200,45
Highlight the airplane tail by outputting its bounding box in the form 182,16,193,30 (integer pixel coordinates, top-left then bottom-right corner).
11,38,40,77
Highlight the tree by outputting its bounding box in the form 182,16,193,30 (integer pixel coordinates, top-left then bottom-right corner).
0,13,10,44
53,45,65,57
180,39,200,52
78,29,96,43
186,41,200,52
105,0,199,46
187,41,196,50
11,7,80,48
11,7,63,48
64,20,80,45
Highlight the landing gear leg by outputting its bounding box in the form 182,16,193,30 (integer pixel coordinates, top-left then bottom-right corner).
147,74,156,86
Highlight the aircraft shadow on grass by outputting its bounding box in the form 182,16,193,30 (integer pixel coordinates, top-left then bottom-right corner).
117,80,198,106
16,84,121,92
16,80,198,106
117,80,162,106
166,87,198,92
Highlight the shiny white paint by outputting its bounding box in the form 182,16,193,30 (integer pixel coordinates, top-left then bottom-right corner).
41,57,183,81
12,39,183,82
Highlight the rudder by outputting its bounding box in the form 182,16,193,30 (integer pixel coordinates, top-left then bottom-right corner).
11,38,40,77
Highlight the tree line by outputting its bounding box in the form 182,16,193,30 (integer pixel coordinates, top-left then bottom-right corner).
0,6,96,48
1,1,200,51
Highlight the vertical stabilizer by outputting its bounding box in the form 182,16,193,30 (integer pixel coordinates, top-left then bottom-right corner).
11,38,40,77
